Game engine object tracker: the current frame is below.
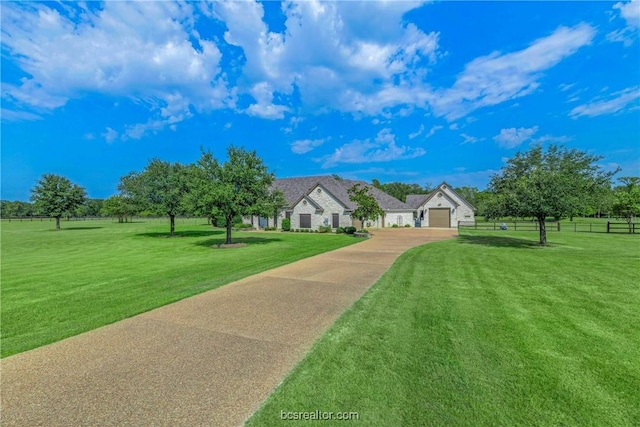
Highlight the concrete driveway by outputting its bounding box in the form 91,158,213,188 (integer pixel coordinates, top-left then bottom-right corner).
1,228,456,426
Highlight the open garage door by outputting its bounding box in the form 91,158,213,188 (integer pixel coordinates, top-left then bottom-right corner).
428,208,450,228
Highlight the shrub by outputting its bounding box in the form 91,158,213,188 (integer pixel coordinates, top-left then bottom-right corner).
392,224,399,228
318,225,331,233
234,223,253,229
294,229,299,232
404,224,411,227
344,226,357,235
336,227,344,234
282,218,291,231
361,228,369,233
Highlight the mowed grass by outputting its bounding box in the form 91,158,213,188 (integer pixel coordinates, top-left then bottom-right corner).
0,219,358,357
248,231,640,426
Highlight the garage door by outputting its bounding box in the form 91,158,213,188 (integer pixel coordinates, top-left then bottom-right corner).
428,208,450,228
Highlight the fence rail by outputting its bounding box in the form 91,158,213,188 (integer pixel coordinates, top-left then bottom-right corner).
459,221,638,234
607,222,638,234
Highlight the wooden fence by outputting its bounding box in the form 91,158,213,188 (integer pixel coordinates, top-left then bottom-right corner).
607,222,638,234
459,221,637,234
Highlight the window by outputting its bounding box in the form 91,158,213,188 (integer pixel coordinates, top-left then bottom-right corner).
300,214,311,228
285,211,291,220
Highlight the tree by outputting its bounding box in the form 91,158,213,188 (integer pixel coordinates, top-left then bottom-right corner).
192,146,275,244
612,177,640,232
30,174,87,229
487,144,616,245
119,160,190,236
348,183,384,230
101,195,136,223
454,186,478,208
371,180,431,202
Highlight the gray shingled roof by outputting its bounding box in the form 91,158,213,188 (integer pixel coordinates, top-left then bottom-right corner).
272,176,414,211
405,193,432,209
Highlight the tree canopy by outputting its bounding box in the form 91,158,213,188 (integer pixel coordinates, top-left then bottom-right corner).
372,179,431,203
30,174,87,229
348,183,384,230
119,160,190,236
192,146,275,244
612,177,640,231
487,144,616,244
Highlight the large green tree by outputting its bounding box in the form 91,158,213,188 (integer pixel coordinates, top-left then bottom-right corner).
348,183,384,230
30,174,87,229
119,160,190,236
192,146,275,244
372,179,431,202
612,177,640,232
487,144,616,245
101,195,137,223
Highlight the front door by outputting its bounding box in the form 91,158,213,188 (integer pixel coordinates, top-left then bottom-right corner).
332,213,339,228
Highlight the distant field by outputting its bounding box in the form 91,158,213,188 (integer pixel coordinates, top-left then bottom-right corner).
0,219,358,357
248,230,640,426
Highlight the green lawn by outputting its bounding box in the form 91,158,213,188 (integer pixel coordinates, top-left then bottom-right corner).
248,230,640,426
0,218,358,357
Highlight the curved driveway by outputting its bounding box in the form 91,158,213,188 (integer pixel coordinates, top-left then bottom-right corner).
1,228,456,427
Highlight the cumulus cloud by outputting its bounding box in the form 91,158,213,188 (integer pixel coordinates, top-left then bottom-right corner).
291,138,325,154
246,82,289,119
408,125,425,139
319,128,425,168
1,2,231,137
216,0,438,115
493,126,539,148
569,87,640,118
0,108,43,122
614,0,640,28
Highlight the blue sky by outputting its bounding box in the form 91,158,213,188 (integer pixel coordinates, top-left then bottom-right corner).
1,1,639,201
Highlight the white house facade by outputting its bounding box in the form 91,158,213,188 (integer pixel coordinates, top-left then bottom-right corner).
407,182,475,228
245,176,415,230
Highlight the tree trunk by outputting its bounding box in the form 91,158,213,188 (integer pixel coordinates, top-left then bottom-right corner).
538,217,547,245
55,216,61,230
226,220,233,244
170,214,175,236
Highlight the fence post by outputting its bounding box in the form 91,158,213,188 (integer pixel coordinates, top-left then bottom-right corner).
574,223,577,232
557,222,561,231
607,222,610,233
514,220,517,231
590,223,592,233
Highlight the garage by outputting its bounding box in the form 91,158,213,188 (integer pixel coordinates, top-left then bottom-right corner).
428,208,450,228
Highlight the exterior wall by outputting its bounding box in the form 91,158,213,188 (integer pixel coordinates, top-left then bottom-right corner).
380,211,414,228
418,186,475,227
306,185,352,229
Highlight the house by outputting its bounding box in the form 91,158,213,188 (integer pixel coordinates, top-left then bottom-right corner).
406,182,475,228
245,175,414,230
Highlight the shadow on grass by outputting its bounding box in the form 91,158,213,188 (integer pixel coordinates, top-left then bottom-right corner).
47,226,104,231
195,236,282,247
136,229,225,238
457,234,549,249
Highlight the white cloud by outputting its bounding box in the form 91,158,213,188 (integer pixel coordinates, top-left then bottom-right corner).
569,87,640,118
291,138,325,154
102,127,118,143
1,2,232,136
449,123,459,130
614,0,640,28
428,23,596,120
532,134,574,144
409,125,425,139
0,108,43,122
559,83,576,92
460,133,482,145
493,126,539,148
216,0,439,115
425,125,443,138
319,128,425,168
245,82,289,119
